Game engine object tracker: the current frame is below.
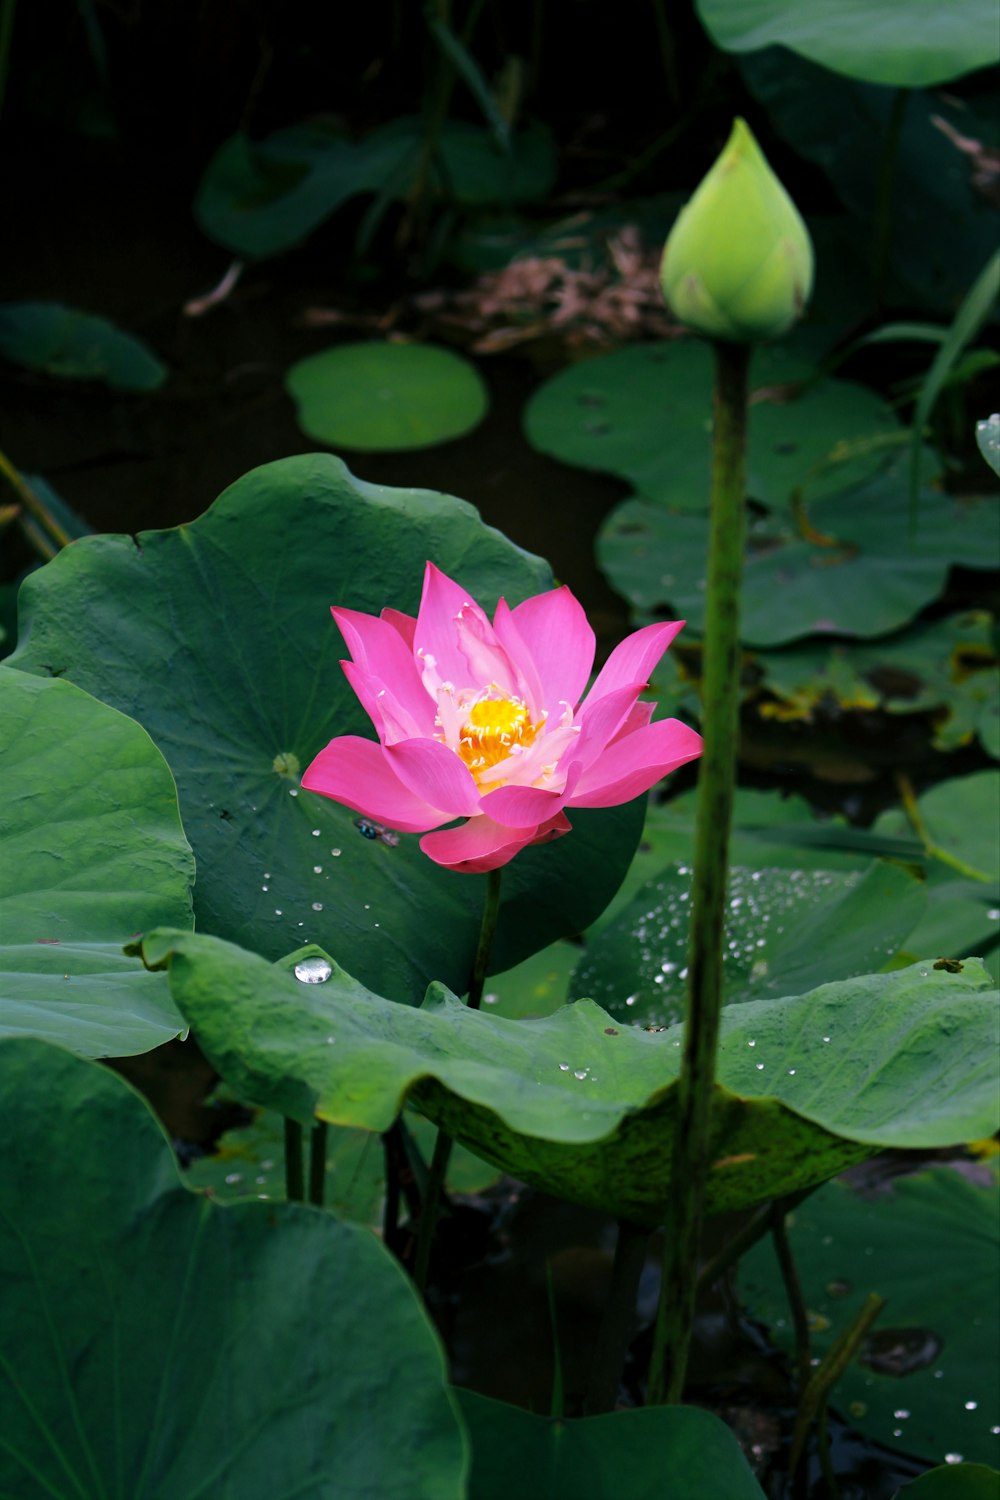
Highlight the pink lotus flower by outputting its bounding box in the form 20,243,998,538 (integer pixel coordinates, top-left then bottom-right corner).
302,563,702,874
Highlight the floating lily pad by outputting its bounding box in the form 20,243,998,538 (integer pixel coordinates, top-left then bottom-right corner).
874,771,1000,886
696,0,999,86
569,860,926,1027
0,301,167,390
741,1168,1000,1467
457,1390,766,1500
10,454,643,1004
286,342,489,451
524,342,899,514
598,475,994,646
137,929,1000,1227
0,1038,466,1499
0,667,191,1057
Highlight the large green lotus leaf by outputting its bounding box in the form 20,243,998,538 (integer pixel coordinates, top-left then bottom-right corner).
195,116,554,259
899,1466,1000,1498
569,860,926,1028
524,342,899,513
696,0,998,86
0,301,167,391
455,1390,765,1500
874,771,1000,886
598,477,993,646
0,1038,466,1499
194,119,419,258
10,455,643,1003
136,929,1000,1227
435,119,558,206
592,788,895,935
741,1169,1000,1467
0,667,191,1057
740,50,1000,312
286,342,488,452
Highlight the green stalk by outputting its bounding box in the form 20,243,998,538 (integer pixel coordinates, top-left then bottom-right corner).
771,1199,811,1390
308,1120,328,1207
413,866,502,1292
647,339,751,1405
283,1117,304,1203
0,445,73,552
583,1219,652,1414
789,1292,885,1478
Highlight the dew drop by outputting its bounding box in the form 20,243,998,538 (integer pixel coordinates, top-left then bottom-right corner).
313,865,323,874
965,1401,978,1410
326,1035,335,1044
558,1062,570,1072
288,788,298,797
894,1410,911,1420
822,1036,831,1043
275,909,283,916
755,1062,764,1071
331,848,341,857
788,1068,796,1075
945,1454,963,1465
262,885,269,892
747,1039,756,1047
625,995,638,1007
311,829,321,837
224,1173,242,1185
573,1069,588,1080
311,902,324,912
294,956,333,984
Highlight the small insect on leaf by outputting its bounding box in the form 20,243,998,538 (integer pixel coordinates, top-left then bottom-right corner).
354,817,400,847
932,957,964,973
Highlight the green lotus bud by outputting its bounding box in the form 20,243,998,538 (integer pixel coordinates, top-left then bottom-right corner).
660,118,814,344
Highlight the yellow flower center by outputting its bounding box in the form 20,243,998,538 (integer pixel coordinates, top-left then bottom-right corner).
458,695,536,775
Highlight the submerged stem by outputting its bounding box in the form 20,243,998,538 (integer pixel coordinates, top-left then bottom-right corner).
413,866,503,1292
647,339,751,1405
308,1121,328,1207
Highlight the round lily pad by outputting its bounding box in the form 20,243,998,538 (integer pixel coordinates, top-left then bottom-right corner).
10,454,643,1004
0,666,192,1057
286,342,489,451
741,1168,1000,1467
0,1038,466,1499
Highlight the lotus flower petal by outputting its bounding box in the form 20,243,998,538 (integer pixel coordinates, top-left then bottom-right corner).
303,563,702,872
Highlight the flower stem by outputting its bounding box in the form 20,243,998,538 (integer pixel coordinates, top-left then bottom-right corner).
583,1219,651,1414
789,1292,885,1479
413,866,503,1292
283,1117,304,1203
308,1120,328,1207
647,339,751,1405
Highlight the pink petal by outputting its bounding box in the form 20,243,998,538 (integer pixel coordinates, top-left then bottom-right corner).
301,736,452,832
420,811,571,873
586,620,686,705
569,718,703,807
489,600,544,720
573,684,645,770
340,661,425,746
499,586,595,712
331,607,434,734
381,607,416,648
384,737,481,817
415,562,518,694
479,761,582,828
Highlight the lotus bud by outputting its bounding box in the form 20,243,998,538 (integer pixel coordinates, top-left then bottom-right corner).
660,118,814,344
